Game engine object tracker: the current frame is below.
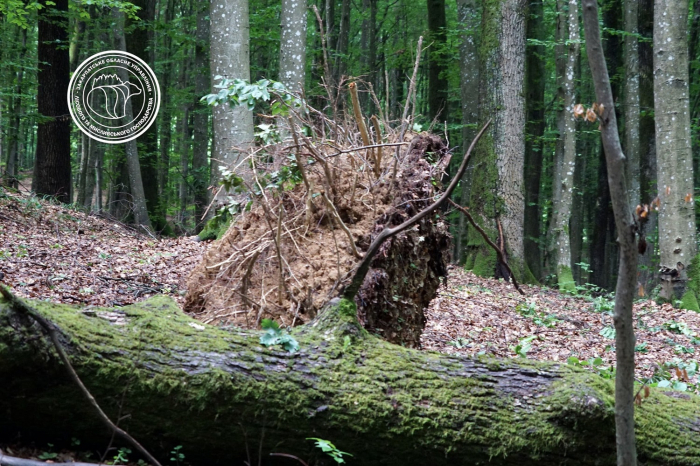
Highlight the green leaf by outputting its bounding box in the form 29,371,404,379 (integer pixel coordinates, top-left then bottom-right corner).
261,318,279,330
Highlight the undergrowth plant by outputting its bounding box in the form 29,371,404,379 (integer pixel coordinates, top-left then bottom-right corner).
260,319,299,353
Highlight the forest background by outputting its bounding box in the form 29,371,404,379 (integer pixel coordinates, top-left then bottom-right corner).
1,0,699,307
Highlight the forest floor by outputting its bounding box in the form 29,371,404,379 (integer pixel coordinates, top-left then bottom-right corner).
2,189,700,392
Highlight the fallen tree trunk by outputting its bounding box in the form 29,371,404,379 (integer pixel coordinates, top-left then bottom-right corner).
0,295,699,465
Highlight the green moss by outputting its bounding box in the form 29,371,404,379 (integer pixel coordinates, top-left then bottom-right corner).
3,295,700,464
197,212,232,241
557,265,576,293
337,298,357,318
522,263,539,285
679,253,700,311
471,247,497,277
680,290,700,312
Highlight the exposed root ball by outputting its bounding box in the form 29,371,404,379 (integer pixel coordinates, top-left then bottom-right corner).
184,134,451,347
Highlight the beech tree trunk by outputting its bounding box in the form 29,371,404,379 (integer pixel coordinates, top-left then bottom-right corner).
210,0,254,200
427,0,448,122
112,8,152,230
547,0,579,292
1,295,699,466
279,0,307,93
623,0,640,207
653,0,697,305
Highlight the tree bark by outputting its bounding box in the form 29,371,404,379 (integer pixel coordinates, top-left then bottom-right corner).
126,0,166,232
466,0,527,282
1,295,699,466
547,0,579,292
582,0,641,463
112,8,152,230
33,0,71,203
623,0,640,208
210,0,254,200
653,0,697,304
454,0,480,264
280,0,307,93
334,0,350,84
523,0,545,281
638,0,657,296
192,1,210,229
427,0,448,122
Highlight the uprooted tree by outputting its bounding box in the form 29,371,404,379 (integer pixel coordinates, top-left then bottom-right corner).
2,48,698,466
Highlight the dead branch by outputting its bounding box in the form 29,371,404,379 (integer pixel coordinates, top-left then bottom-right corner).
324,142,408,158
393,36,423,181
322,191,361,258
0,285,163,466
343,120,491,301
447,199,525,296
349,82,377,177
371,115,383,173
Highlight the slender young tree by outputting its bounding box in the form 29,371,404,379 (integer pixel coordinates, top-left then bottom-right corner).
547,0,579,291
427,0,448,122
210,0,254,200
523,0,546,281
192,1,211,227
653,0,697,306
33,0,71,203
583,0,640,462
126,0,166,231
623,0,639,207
334,0,350,83
112,8,152,229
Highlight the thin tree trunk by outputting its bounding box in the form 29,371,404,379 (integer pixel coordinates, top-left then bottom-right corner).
582,0,640,462
455,0,479,263
548,0,579,291
112,8,152,229
623,0,640,207
638,0,656,296
192,1,210,229
523,0,545,281
157,0,175,201
427,0,448,122
33,0,71,203
334,0,350,84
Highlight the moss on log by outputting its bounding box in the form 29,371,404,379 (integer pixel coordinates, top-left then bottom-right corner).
1,295,699,465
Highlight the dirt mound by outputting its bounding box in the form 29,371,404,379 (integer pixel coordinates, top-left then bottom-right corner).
184,133,451,346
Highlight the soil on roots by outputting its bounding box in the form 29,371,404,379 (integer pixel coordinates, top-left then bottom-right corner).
184,134,451,347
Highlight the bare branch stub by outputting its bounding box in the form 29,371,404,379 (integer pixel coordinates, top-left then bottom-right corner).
448,199,525,296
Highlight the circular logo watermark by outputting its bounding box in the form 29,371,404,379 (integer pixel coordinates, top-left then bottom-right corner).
68,50,160,144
